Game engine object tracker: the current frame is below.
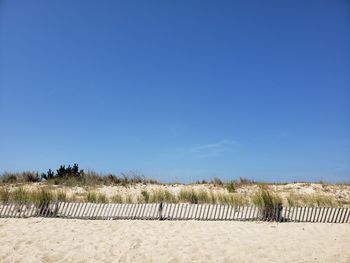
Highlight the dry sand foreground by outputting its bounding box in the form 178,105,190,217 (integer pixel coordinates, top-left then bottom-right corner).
0,219,349,263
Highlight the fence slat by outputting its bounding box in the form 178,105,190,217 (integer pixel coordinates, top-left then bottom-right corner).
113,204,121,219
18,203,26,218
6,203,12,218
140,203,147,219
218,205,224,220
65,202,73,218
69,202,77,218
134,203,141,219
76,203,84,218
182,204,191,220
120,204,127,219
17,203,25,218
214,204,219,221
339,208,346,223
186,204,192,220
188,204,193,220
146,204,152,220
108,204,115,219
182,204,188,220
308,207,314,223
203,204,208,220
86,203,94,219
112,203,119,219
126,204,134,219
135,203,142,219
0,203,6,217
322,207,329,223
100,203,107,219
171,204,180,220
129,204,136,219
1,201,349,223
344,208,350,223
3,203,9,218
80,202,88,218
335,208,343,223
102,203,110,219
289,207,294,222
123,203,131,219
130,203,137,219
317,207,323,223
8,204,15,218
121,203,129,219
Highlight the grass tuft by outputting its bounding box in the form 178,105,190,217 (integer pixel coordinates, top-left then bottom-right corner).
11,187,31,202
252,189,282,220
0,188,11,202
86,191,108,203
111,194,123,203
287,193,339,207
225,181,236,193
31,188,55,203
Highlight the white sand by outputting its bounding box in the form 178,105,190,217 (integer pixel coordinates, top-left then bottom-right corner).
0,219,349,263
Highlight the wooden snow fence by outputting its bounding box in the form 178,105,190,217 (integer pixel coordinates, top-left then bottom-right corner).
0,202,349,223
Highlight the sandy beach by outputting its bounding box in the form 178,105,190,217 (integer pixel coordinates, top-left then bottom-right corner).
0,219,349,263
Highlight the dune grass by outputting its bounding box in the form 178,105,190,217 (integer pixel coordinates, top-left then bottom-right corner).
0,188,10,202
252,189,282,220
0,185,348,207
31,188,56,203
0,166,159,187
0,187,55,203
86,191,108,203
110,194,123,203
11,187,31,202
0,171,41,184
286,193,339,207
57,190,68,202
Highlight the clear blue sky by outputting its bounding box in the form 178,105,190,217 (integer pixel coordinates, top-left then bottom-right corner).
1,1,349,182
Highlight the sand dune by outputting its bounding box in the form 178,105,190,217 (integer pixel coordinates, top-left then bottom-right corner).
3,182,349,207
0,218,349,263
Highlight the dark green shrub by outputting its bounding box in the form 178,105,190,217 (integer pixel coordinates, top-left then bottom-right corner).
211,177,223,186
1,174,17,183
22,172,40,182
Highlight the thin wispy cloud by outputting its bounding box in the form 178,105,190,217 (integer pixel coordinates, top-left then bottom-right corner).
190,139,237,158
